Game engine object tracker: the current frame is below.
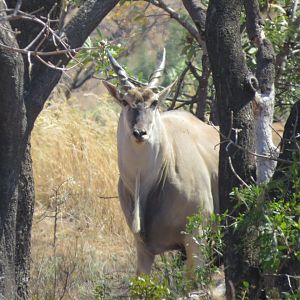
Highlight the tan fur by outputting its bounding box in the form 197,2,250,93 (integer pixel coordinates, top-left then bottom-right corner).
117,108,219,275
103,80,219,276
126,88,155,106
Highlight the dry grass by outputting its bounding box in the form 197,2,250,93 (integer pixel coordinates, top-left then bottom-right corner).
30,94,135,299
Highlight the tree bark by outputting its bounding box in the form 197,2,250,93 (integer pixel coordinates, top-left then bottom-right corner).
267,100,300,294
195,55,210,121
273,100,300,176
206,0,261,298
244,0,277,184
0,0,120,298
182,0,206,35
0,2,26,297
15,142,35,299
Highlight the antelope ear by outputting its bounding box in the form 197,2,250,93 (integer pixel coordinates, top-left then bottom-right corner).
102,81,122,104
158,79,177,103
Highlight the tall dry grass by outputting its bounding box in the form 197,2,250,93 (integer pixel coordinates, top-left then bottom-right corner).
30,95,134,299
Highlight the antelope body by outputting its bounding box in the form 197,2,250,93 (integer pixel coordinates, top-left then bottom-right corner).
103,50,219,275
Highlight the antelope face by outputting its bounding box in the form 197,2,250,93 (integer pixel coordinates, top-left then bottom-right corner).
102,81,176,144
122,88,159,143
102,48,176,144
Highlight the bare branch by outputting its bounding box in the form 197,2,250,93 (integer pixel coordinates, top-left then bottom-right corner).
228,156,250,188
0,41,99,56
144,0,202,44
24,24,47,50
0,9,69,51
182,0,206,34
12,0,22,16
210,122,297,166
98,196,119,200
24,0,120,128
291,0,299,21
168,62,190,110
35,54,81,72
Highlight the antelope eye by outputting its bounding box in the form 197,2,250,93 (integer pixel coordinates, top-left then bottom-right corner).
122,100,128,107
151,100,158,108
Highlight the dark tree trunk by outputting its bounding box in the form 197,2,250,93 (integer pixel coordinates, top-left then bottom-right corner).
273,100,300,176
244,0,277,184
0,3,26,297
195,55,210,121
206,0,261,298
182,0,206,35
15,142,35,299
271,100,300,294
0,0,120,298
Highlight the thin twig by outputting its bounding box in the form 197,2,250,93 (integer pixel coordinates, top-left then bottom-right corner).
24,26,47,50
228,156,250,188
174,99,196,110
263,273,300,279
0,41,98,56
168,62,190,110
210,122,299,165
144,0,202,44
0,9,71,56
228,280,236,300
98,196,119,200
12,0,22,16
35,54,82,72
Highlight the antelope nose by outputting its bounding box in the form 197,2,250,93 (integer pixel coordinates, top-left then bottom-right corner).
133,129,147,140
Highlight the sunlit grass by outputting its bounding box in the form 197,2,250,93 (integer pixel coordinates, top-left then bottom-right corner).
30,95,134,299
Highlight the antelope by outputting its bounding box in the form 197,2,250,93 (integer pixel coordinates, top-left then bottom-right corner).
102,50,219,275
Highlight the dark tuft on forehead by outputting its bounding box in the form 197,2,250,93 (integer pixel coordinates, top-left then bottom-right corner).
142,89,154,101
127,88,154,104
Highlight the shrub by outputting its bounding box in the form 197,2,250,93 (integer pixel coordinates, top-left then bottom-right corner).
232,161,300,297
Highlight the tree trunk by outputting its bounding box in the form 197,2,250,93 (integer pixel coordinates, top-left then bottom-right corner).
206,0,261,298
15,142,35,299
0,2,26,297
273,100,300,176
271,100,300,294
195,54,210,121
244,0,277,184
0,0,120,298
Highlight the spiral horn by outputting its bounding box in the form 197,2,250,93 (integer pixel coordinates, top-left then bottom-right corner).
148,48,166,88
106,50,135,89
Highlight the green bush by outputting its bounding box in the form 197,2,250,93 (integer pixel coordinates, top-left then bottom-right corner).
129,275,170,300
232,161,300,297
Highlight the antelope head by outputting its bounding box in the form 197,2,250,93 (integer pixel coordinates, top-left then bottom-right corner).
102,49,176,144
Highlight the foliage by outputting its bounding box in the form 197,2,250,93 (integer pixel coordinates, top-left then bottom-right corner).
185,213,224,289
70,29,124,76
157,252,191,297
93,276,112,300
231,161,300,297
130,275,170,299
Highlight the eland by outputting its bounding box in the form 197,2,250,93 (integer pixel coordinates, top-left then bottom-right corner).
102,50,219,275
